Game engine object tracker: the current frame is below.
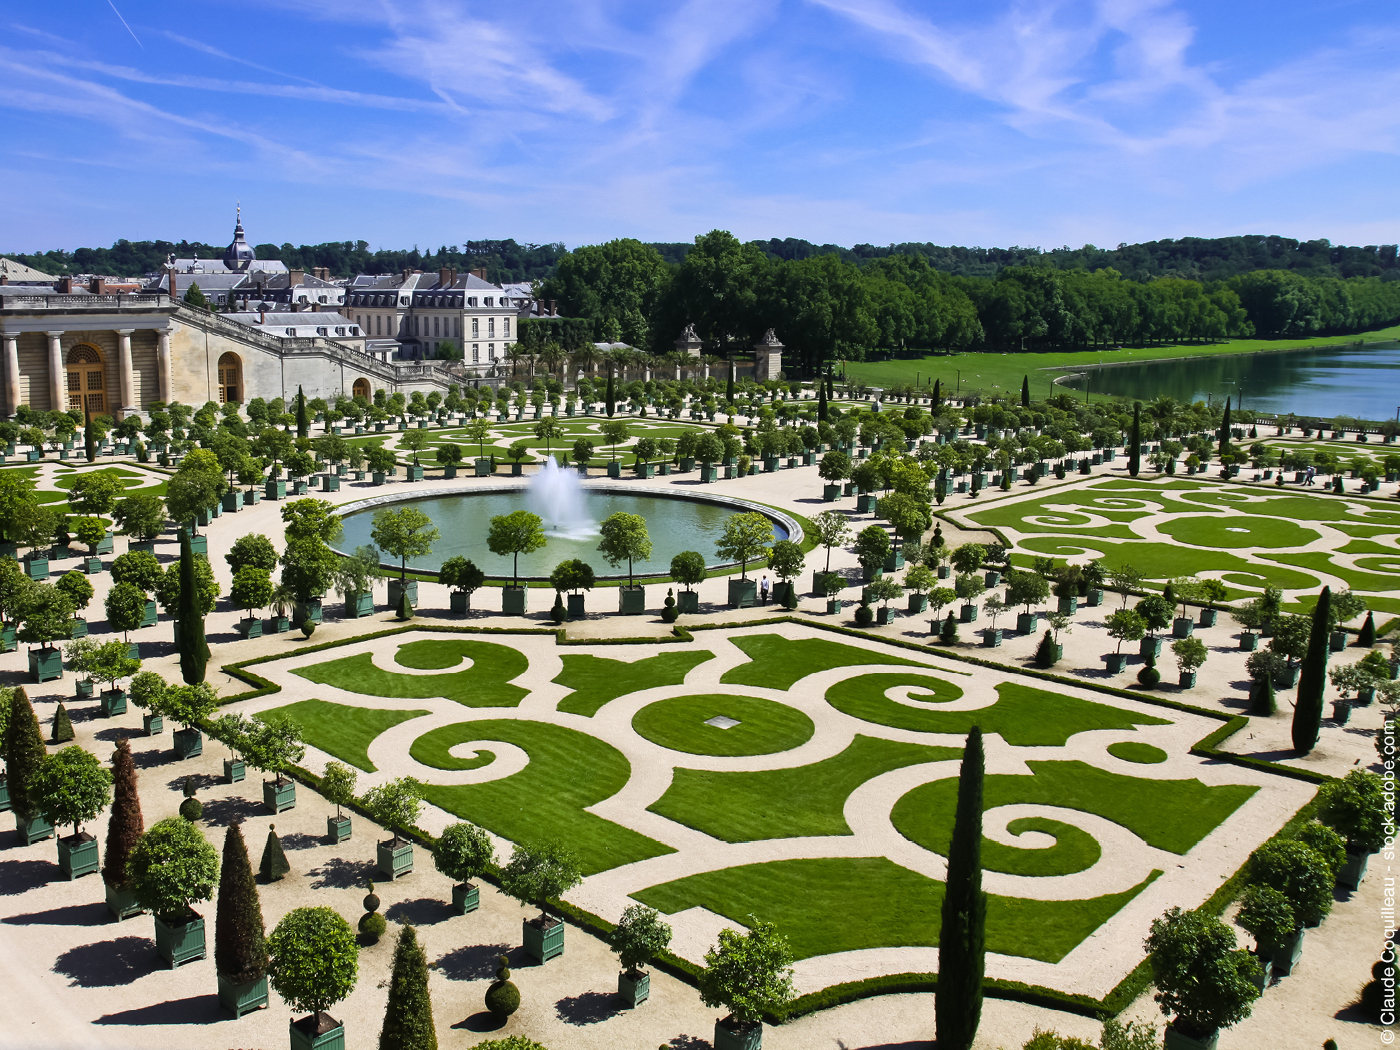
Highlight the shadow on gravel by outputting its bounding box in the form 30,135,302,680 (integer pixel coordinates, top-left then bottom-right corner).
53,935,157,987
385,896,453,925
0,859,54,895
94,995,225,1025
4,903,108,926
433,942,514,981
199,797,264,827
453,1012,509,1033
309,855,375,890
555,989,622,1026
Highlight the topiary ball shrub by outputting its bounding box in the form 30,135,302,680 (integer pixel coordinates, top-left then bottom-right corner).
179,796,203,821
363,882,381,913
484,954,520,1017
660,605,678,624
301,619,316,638
358,910,386,943
1137,653,1160,688
854,602,874,627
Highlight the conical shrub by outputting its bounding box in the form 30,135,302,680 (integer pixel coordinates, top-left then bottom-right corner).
1034,630,1058,668
4,687,47,820
398,589,413,621
1253,670,1277,716
378,924,437,1050
1293,587,1332,754
936,728,986,1050
51,702,74,743
216,822,268,984
103,737,144,887
259,823,290,882
1359,612,1377,648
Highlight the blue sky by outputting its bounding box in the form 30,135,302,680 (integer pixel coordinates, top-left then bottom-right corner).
2,0,1397,253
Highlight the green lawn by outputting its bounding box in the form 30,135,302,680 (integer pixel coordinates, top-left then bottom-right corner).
891,760,1257,857
1156,514,1320,549
1107,741,1167,764
554,650,715,717
633,856,1161,963
631,694,815,757
843,323,1400,400
257,698,429,772
825,677,1170,745
294,638,529,708
410,718,674,874
649,734,958,841
720,634,927,690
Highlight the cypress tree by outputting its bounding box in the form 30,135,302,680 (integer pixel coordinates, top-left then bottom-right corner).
259,822,291,882
103,737,144,887
932,378,941,407
1359,611,1377,648
1220,400,1232,458
825,370,833,400
1253,670,1277,716
176,530,209,684
1293,587,1332,754
1128,403,1141,477
84,417,97,463
296,385,309,438
216,822,268,985
51,702,74,743
1020,375,1030,408
605,370,615,417
937,727,987,1050
4,687,47,820
817,378,828,422
379,924,437,1050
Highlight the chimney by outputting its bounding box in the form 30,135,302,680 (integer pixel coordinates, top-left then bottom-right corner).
289,269,305,287
548,300,557,316
439,266,453,288
402,268,412,284
312,302,320,312
260,309,266,325
472,267,487,281
89,277,106,294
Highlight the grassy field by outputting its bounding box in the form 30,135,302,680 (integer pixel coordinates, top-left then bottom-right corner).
259,698,429,772
554,650,714,717
842,323,1400,401
293,638,529,707
631,693,816,756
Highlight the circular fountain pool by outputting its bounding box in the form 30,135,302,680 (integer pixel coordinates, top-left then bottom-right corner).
335,476,797,580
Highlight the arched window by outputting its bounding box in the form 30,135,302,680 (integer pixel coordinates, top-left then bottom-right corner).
217,352,243,405
352,378,371,401
65,344,106,418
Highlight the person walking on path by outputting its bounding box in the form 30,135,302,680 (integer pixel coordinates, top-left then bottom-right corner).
760,575,771,604
1305,465,1316,486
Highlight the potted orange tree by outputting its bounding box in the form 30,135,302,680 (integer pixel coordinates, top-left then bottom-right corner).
128,816,220,967
611,904,673,1008
501,839,582,964
434,821,496,914
699,919,795,1050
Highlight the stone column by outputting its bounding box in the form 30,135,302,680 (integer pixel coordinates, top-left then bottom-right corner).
46,331,64,413
2,334,18,417
116,328,136,416
156,329,172,404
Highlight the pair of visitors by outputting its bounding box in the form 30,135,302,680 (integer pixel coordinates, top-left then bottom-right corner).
1305,465,1316,486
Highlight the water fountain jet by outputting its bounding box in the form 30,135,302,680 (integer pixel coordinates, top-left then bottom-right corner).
526,456,597,540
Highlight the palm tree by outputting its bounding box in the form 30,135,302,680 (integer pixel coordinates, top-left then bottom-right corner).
605,346,634,383
503,343,527,377
571,343,600,379
540,341,567,383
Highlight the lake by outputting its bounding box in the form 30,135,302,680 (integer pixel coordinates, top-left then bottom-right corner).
1056,341,1400,421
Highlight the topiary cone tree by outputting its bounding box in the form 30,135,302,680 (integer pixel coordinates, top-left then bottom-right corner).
176,530,210,685
1128,402,1141,477
103,738,144,889
4,686,47,824
259,823,290,882
378,924,437,1050
215,822,268,989
51,702,73,743
1293,586,1332,754
936,726,987,1050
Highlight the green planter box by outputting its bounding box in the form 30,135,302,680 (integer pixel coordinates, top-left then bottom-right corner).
290,1015,345,1050
237,616,264,638
635,462,655,478
522,915,565,963
823,483,842,502
1105,653,1129,673
173,727,203,760
1198,607,1218,627
266,615,291,634
224,758,245,782
474,458,492,476
372,472,386,486
154,911,207,968
16,812,54,844
501,587,527,615
1163,1024,1218,1050
388,579,418,610
265,479,287,500
960,603,979,623
190,534,208,556
714,1018,764,1050
876,607,892,625
442,464,457,479
264,777,297,813
129,541,156,556
449,591,470,614
76,679,93,698
1016,612,1037,634
24,556,49,580
343,592,374,618
105,880,143,920
982,628,1003,647
882,550,905,573
677,590,699,613
222,491,242,513
1339,850,1369,890
618,587,646,614
1057,596,1078,615
700,464,718,483
144,712,163,736
566,593,586,618
322,473,341,492
100,689,127,717
1172,617,1194,638
618,969,650,1007
452,882,481,914
607,461,622,479
377,838,413,880
245,488,262,505
679,457,695,472
728,578,757,608
293,599,324,625
140,599,158,628
406,463,424,481
1139,636,1163,658
856,493,875,513
327,815,352,843
58,832,99,879
83,556,102,574
1330,630,1348,652
1085,588,1103,607
1239,632,1259,651
29,646,63,682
